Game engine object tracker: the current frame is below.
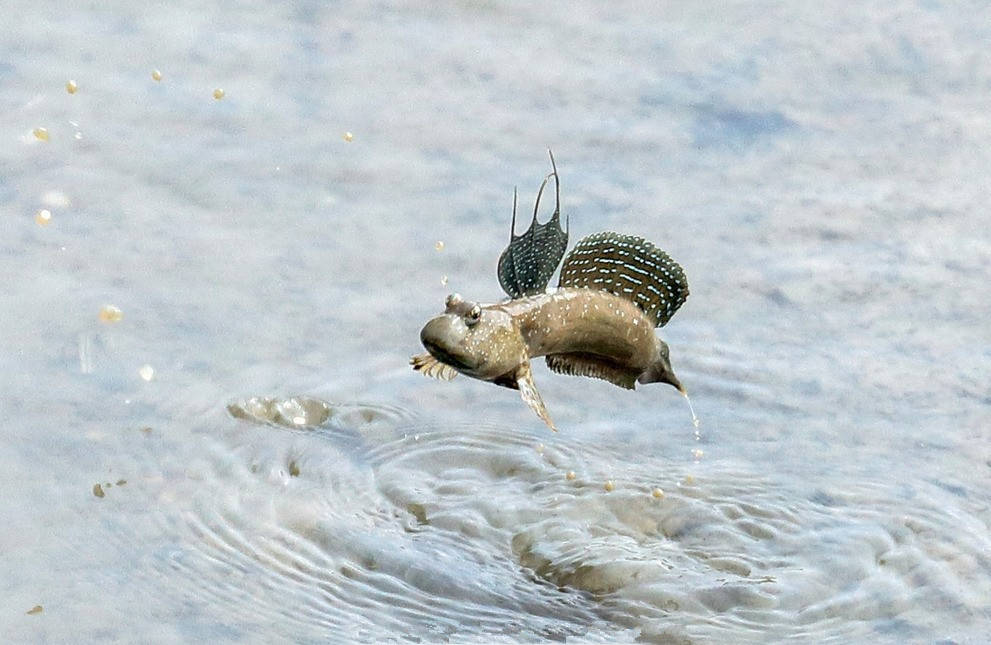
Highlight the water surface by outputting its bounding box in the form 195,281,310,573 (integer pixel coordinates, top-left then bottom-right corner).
2,2,989,643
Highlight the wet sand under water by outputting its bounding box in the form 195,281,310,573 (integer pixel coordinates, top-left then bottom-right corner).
2,1,990,643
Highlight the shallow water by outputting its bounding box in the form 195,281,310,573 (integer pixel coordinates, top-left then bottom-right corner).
3,1,990,643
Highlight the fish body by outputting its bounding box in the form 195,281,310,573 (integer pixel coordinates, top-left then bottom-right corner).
413,154,688,430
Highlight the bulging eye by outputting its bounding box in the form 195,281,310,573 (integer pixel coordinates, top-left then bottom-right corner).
445,293,463,309
464,304,481,327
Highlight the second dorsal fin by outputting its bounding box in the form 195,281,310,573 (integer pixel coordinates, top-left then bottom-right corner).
497,152,569,298
557,232,689,327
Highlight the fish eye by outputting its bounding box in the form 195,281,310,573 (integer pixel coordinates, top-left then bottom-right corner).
464,304,481,327
445,293,463,309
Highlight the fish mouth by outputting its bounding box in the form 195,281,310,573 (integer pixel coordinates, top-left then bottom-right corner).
421,338,473,373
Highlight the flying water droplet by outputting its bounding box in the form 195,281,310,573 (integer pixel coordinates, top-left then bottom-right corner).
99,304,123,323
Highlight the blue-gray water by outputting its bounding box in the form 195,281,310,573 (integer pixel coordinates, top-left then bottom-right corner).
2,2,989,643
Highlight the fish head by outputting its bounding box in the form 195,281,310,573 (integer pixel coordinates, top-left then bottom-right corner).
419,293,526,382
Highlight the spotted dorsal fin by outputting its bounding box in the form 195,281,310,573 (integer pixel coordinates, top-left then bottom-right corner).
497,152,569,298
557,232,689,327
545,353,638,390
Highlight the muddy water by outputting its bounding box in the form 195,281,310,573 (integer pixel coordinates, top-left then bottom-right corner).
3,1,990,643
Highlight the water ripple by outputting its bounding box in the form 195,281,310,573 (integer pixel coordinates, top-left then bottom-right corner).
138,398,991,643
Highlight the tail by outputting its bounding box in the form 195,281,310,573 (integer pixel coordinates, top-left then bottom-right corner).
637,339,684,394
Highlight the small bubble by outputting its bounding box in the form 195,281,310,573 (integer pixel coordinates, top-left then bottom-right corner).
535,443,544,454
138,364,154,381
151,69,162,81
74,132,83,140
652,488,664,499
434,240,444,251
440,275,448,286
35,209,52,226
99,304,123,323
566,470,576,480
343,131,353,142
66,80,78,94
213,88,225,100
33,127,49,141
692,448,704,461
604,480,615,492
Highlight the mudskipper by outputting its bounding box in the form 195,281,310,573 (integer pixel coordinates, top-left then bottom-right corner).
411,152,689,431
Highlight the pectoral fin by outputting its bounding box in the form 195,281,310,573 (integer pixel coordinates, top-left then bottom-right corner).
410,353,458,381
516,361,557,432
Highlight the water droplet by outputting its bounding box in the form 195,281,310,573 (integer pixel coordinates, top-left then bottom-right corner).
566,470,576,480
42,190,71,207
35,209,52,226
138,364,154,381
434,240,444,251
99,304,123,323
213,88,225,100
26,605,43,615
343,131,353,142
66,80,78,94
151,69,162,81
92,483,105,498
440,275,448,286
604,480,615,492
652,488,664,499
692,448,704,461
33,127,49,141
682,391,700,434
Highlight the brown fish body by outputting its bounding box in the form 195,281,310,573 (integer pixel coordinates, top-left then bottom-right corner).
415,286,680,430
493,287,659,379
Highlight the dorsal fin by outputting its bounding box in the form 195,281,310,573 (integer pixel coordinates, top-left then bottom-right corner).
545,353,638,390
557,232,689,327
497,151,569,298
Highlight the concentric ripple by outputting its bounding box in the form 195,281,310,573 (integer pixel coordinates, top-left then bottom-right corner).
138,398,991,643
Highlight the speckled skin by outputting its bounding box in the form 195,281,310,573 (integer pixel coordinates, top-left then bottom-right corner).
419,288,674,388
496,288,660,376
